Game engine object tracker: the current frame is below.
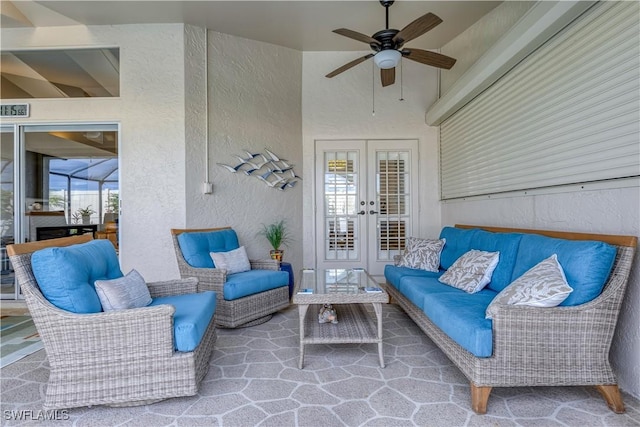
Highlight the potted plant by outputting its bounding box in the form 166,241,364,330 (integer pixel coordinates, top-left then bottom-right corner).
259,220,291,261
76,205,95,225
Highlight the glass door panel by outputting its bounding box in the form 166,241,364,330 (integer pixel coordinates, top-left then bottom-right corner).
368,141,418,276
22,125,118,244
1,126,16,299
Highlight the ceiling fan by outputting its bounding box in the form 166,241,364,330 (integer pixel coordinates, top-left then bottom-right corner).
326,0,457,87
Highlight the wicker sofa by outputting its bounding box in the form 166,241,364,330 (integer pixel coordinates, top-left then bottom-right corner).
8,235,217,410
171,227,290,328
384,224,637,414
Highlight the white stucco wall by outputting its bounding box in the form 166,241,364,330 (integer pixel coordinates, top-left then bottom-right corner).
438,2,640,398
1,24,199,281
302,52,441,271
203,32,303,273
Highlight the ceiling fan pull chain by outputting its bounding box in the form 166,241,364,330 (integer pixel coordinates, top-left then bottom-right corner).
399,59,404,101
372,60,376,116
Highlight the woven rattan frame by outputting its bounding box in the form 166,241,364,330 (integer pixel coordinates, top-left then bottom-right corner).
171,228,290,328
385,226,637,414
7,235,217,410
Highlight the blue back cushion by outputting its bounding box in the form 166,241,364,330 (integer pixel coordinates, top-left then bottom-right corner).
513,234,617,306
32,239,123,313
469,230,523,292
438,227,475,269
177,229,240,268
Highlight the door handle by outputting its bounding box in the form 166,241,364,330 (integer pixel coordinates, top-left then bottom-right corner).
369,210,378,215
358,210,366,215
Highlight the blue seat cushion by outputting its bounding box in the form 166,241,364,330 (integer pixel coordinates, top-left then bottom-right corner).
223,270,289,301
384,264,443,290
438,227,475,270
422,286,498,357
397,276,448,311
513,234,617,306
468,230,523,292
177,229,240,268
150,291,217,352
31,239,123,313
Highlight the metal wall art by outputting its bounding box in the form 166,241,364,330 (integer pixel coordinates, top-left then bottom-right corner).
218,149,301,191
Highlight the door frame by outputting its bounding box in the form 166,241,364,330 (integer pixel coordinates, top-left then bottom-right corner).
314,138,420,279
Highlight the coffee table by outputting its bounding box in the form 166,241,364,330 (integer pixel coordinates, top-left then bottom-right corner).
292,268,389,369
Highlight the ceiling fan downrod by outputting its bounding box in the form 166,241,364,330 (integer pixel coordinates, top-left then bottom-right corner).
380,0,394,30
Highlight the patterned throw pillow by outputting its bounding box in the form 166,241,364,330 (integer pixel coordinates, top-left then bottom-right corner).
95,269,152,311
485,254,573,319
438,249,500,293
397,237,446,272
210,246,251,274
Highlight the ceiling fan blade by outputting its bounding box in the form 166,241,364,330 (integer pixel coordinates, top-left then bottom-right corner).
333,28,380,45
325,54,374,78
380,68,395,87
393,12,442,46
403,48,456,70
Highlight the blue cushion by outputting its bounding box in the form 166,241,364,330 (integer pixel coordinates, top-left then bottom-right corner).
150,291,217,352
438,227,476,270
223,270,289,301
177,229,240,268
422,287,498,357
31,240,123,313
384,264,443,289
513,234,617,306
469,230,523,292
397,276,448,310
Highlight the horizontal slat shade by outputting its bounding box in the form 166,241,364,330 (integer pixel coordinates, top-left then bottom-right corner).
440,2,640,200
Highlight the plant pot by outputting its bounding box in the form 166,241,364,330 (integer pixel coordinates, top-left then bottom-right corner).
82,215,91,225
270,249,284,262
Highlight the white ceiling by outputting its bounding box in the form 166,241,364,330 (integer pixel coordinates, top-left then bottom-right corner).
3,1,502,51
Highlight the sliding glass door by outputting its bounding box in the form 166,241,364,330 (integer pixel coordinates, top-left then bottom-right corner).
0,123,119,300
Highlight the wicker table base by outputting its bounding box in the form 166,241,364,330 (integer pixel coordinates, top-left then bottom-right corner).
297,303,385,369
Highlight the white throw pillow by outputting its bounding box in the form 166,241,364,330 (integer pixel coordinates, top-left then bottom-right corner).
210,246,251,274
95,269,152,311
485,254,573,319
397,237,446,272
438,249,500,293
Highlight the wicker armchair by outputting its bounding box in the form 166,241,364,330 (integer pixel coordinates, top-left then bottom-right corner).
171,227,290,328
7,235,217,410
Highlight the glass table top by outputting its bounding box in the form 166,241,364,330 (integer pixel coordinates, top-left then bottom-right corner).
299,268,378,295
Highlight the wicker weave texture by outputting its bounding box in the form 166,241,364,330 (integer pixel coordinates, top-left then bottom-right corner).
8,247,217,410
171,231,290,328
384,241,635,390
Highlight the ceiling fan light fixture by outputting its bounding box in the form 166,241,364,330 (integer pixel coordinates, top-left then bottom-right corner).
373,49,401,69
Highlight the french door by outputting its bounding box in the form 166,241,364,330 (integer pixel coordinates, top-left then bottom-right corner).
315,139,419,277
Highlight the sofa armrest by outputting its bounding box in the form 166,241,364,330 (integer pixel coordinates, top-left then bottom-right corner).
250,259,280,270
491,280,623,365
147,277,198,297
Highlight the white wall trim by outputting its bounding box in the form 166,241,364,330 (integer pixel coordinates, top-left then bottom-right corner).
426,0,596,126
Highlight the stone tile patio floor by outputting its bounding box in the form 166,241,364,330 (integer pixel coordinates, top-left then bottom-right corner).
1,304,639,427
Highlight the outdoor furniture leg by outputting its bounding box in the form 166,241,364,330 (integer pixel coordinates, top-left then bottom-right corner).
298,304,309,369
373,302,384,368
